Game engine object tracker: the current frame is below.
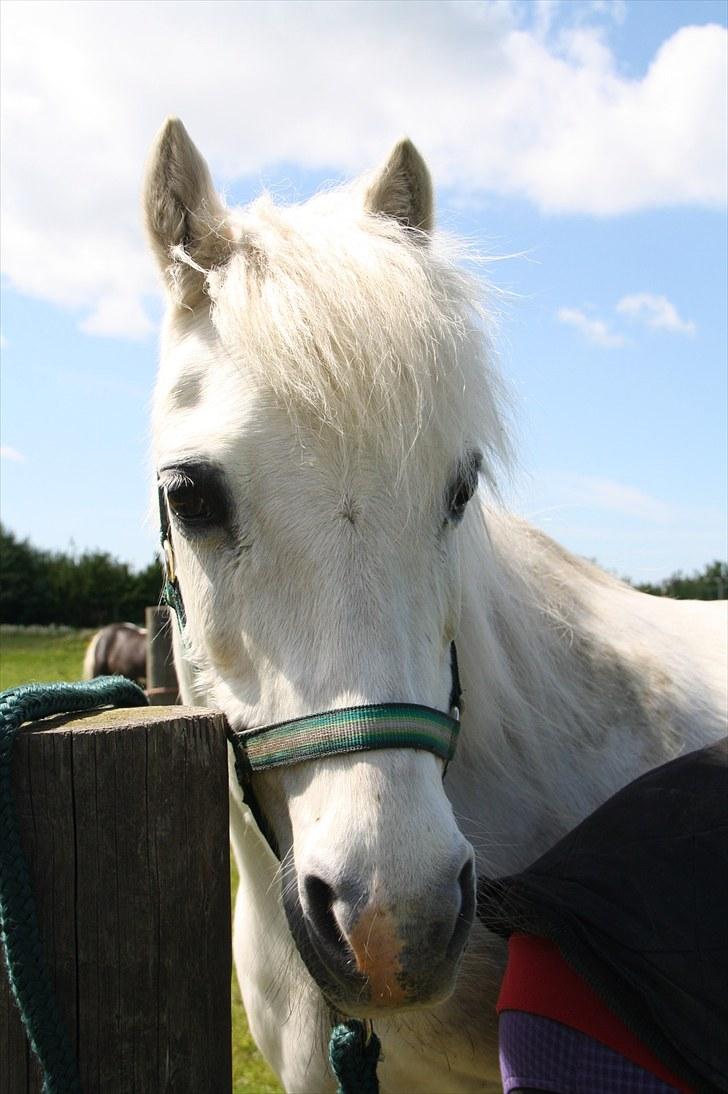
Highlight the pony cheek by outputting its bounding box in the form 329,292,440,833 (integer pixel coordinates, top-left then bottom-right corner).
249,768,295,855
187,574,251,676
204,621,249,676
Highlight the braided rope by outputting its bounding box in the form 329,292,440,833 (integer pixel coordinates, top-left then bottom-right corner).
329,1020,381,1094
0,677,148,1094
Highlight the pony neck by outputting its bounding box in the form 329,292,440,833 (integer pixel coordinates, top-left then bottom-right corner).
451,504,669,876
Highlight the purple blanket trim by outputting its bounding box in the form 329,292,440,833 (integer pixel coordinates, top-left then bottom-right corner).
499,1011,683,1093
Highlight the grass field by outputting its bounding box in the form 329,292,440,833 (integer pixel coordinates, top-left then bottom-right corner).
0,626,283,1094
0,627,95,691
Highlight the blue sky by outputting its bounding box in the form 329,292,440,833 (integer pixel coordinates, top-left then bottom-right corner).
1,0,726,583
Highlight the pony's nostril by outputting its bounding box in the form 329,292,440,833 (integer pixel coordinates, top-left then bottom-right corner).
458,856,475,905
448,854,476,960
303,875,346,954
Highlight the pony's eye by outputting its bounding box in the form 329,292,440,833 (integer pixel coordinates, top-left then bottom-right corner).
446,451,482,524
162,464,229,530
167,483,214,523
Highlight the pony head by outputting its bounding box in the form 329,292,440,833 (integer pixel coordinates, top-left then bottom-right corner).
145,119,507,1015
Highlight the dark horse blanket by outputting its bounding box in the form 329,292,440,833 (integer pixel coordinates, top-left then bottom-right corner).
478,738,728,1093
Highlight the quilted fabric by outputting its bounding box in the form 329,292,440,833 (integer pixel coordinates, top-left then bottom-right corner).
478,738,728,1093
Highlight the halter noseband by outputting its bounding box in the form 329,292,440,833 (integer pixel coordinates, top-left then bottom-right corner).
157,481,463,793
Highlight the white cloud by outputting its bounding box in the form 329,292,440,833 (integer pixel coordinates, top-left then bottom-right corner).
0,332,7,349
616,293,696,335
522,471,677,524
558,292,697,345
532,0,562,39
0,1,725,338
556,306,626,347
510,469,726,579
555,473,676,523
589,0,626,26
78,294,153,340
1,445,26,463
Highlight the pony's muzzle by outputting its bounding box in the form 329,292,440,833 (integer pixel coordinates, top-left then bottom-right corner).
300,851,476,1010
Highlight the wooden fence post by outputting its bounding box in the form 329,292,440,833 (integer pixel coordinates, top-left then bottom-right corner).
0,706,231,1094
145,606,179,705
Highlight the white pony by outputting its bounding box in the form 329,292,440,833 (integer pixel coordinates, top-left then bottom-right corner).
144,119,727,1093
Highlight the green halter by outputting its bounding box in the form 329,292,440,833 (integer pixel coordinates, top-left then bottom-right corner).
234,702,458,772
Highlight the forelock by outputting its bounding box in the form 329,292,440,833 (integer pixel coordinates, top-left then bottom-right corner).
201,187,510,485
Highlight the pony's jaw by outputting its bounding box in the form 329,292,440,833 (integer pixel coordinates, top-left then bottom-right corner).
266,751,476,1015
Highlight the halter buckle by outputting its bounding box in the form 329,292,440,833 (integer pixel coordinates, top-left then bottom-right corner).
163,538,176,584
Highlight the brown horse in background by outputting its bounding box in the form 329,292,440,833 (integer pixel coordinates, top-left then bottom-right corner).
82,622,147,685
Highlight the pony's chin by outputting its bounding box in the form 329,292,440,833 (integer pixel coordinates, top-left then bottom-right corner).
326,980,457,1019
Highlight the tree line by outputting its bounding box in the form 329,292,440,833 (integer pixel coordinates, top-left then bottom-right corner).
633,560,726,601
0,524,163,627
0,522,725,628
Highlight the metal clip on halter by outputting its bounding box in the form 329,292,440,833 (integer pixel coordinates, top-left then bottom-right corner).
157,481,187,630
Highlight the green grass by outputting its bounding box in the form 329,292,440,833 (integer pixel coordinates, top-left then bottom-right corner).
0,627,95,690
230,855,283,1093
0,627,283,1093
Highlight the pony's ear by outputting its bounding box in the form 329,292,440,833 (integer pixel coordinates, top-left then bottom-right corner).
365,139,434,236
143,118,233,305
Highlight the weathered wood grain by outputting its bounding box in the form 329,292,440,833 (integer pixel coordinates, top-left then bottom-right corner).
145,607,180,705
1,706,231,1094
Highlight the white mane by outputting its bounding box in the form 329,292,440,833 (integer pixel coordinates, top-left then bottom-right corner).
176,187,511,491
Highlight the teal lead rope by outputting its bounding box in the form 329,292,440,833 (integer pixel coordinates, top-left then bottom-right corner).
329,1020,382,1094
0,677,148,1094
